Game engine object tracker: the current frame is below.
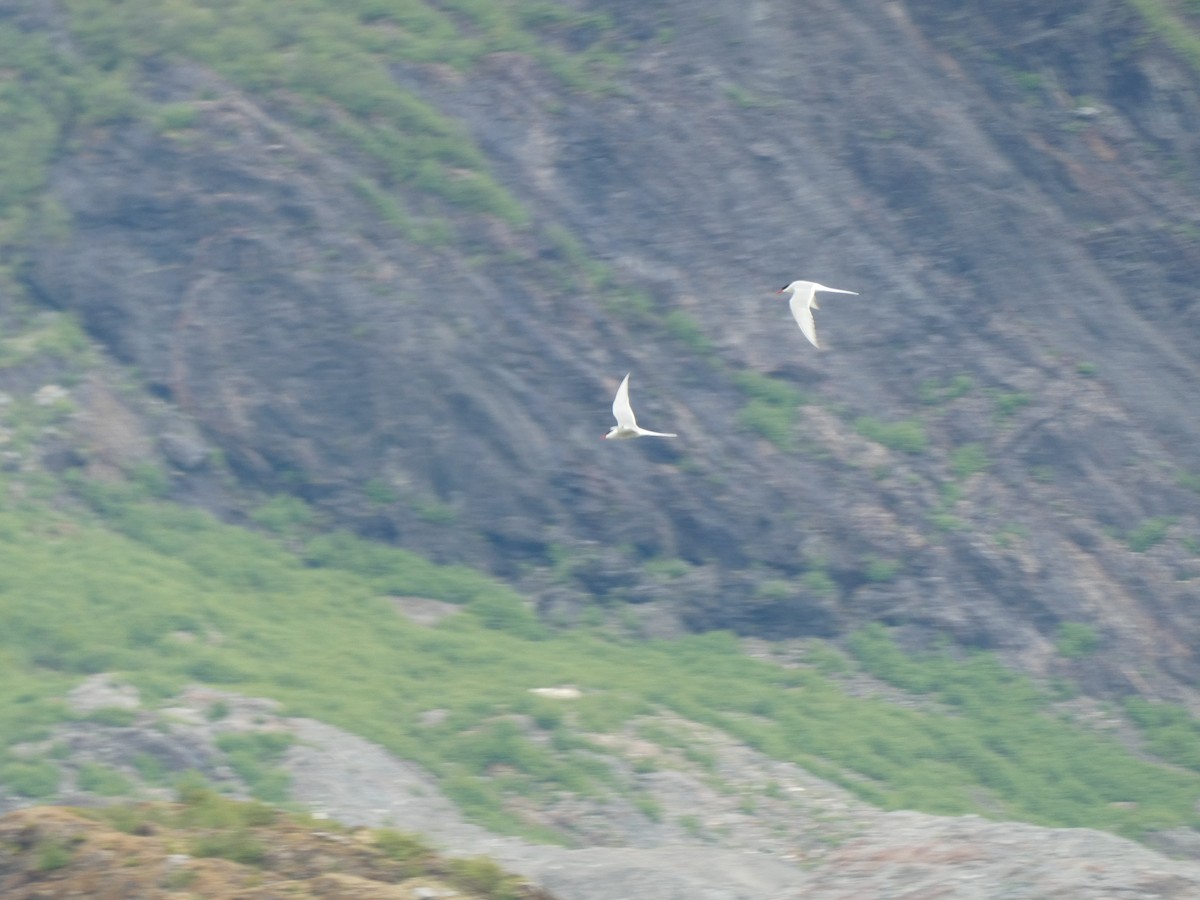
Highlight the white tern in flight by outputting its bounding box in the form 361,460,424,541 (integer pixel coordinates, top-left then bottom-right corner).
776,280,858,349
603,373,677,440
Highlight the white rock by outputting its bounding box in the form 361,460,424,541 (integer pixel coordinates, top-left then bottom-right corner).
529,686,582,699
34,384,70,406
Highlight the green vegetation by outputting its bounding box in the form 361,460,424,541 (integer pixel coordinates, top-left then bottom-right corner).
0,0,629,261
1014,70,1043,92
2,480,1200,842
801,569,837,598
77,762,135,796
375,828,436,875
949,443,990,479
863,556,900,583
36,839,75,872
1055,622,1100,659
929,482,966,532
207,700,231,721
733,371,807,450
410,495,456,524
634,793,662,821
1126,517,1173,552
603,287,655,323
846,625,1199,830
644,556,692,580
733,371,806,409
249,495,315,535
66,0,613,224
1128,0,1200,73
1030,464,1055,484
989,390,1031,420
1178,470,1200,493
445,855,529,900
80,788,531,894
918,374,973,406
215,731,295,802
151,101,200,133
804,643,851,676
0,758,61,798
362,478,400,506
0,21,115,250
855,416,928,454
662,309,715,356
0,311,95,371
133,753,170,785
754,579,793,602
1126,699,1200,772
191,827,268,865
176,773,278,827
107,778,274,864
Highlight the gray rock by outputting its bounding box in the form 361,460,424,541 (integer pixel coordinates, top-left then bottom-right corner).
159,429,210,471
278,709,1200,900
1147,827,1200,861
67,674,141,715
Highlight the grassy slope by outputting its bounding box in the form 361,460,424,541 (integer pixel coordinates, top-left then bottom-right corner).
3,0,1200,848
1,475,1199,842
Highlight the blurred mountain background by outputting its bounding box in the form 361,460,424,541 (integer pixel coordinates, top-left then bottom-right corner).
3,0,1200,896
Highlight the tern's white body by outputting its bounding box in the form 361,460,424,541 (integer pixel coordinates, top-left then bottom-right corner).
777,280,859,349
604,373,677,440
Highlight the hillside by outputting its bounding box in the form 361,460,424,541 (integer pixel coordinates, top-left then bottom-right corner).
1,482,1200,896
5,0,1200,700
0,794,551,899
3,0,1200,895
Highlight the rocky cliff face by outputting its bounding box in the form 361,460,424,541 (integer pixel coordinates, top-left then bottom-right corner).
18,0,1200,699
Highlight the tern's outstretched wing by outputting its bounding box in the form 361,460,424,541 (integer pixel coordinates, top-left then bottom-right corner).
789,288,821,348
612,373,638,429
812,284,858,300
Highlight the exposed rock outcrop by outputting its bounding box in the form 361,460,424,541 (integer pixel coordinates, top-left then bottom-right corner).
15,680,1200,900
15,1,1200,701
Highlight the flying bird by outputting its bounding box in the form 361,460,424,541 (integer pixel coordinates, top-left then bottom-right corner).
603,373,677,440
776,280,859,349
